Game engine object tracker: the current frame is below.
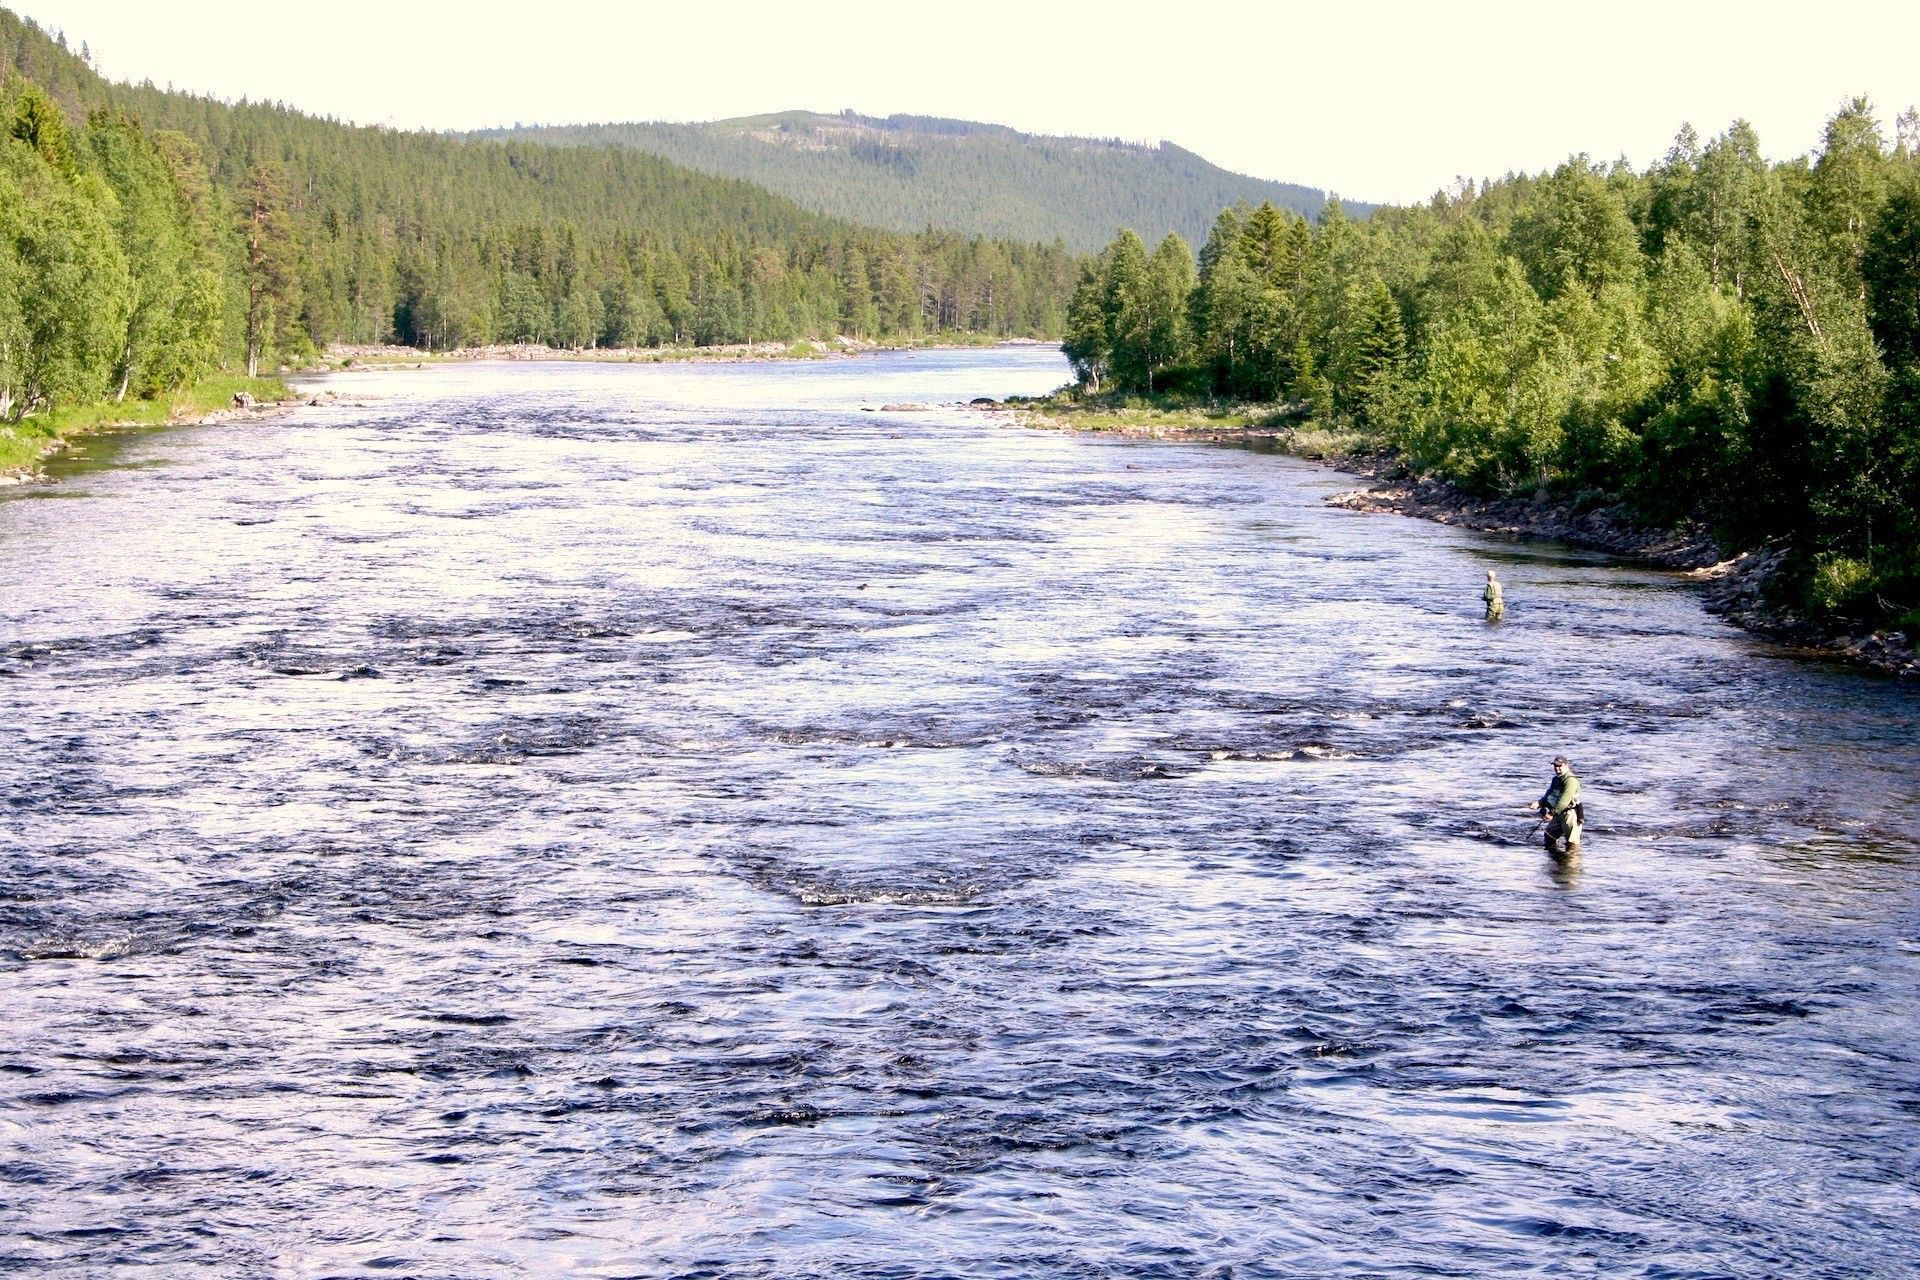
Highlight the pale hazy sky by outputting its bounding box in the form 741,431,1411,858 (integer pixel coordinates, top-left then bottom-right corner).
15,0,1920,205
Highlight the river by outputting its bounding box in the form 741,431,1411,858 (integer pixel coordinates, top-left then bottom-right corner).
2,347,1916,1278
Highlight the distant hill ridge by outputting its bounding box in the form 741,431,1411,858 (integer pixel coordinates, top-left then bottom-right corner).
0,7,1077,378
477,111,1373,253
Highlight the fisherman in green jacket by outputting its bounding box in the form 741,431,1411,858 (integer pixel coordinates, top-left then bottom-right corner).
1484,569,1505,622
1534,755,1582,853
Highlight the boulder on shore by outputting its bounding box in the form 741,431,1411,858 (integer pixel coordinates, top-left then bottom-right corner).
231,391,255,409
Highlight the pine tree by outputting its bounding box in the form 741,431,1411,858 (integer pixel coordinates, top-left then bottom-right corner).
1345,275,1407,431
239,163,296,376
1193,209,1257,395
1239,201,1291,284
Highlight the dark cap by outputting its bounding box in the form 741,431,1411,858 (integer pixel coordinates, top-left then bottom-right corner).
1552,755,1570,767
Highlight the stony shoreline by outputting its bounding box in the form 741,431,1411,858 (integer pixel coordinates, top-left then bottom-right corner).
1324,461,1915,678
321,336,1044,369
996,406,1917,680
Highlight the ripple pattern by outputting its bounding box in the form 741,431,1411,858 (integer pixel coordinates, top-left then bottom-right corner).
3,349,1918,1278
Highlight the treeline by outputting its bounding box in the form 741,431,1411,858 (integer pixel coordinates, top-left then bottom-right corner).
1,80,225,417
1066,102,1920,624
0,9,1075,420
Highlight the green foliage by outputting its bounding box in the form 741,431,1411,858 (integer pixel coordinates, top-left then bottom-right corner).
1404,257,1568,490
8,77,72,173
1101,230,1153,390
1863,170,1920,361
1337,274,1407,431
87,108,221,396
1066,102,1920,627
0,103,130,417
1507,158,1642,300
1062,261,1111,391
1812,98,1888,276
477,111,1366,254
1065,229,1200,395
1633,242,1758,524
0,372,288,471
1,59,242,424
1803,553,1875,615
1145,233,1197,387
0,2,1086,455
237,162,300,375
0,6,1078,387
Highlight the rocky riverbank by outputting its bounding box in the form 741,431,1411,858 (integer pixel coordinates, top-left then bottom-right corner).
1323,462,1915,678
994,401,1917,680
319,335,1042,370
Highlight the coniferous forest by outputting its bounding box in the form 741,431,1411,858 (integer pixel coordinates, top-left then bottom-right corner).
480,112,1358,254
1064,105,1920,628
0,8,1075,423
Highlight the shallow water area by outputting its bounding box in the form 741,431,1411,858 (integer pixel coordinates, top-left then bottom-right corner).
3,347,1917,1278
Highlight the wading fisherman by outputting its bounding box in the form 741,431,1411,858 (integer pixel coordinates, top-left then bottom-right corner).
1534,755,1583,853
1484,569,1505,622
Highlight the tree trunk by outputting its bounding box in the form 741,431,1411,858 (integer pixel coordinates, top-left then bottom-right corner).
246,281,263,378
1771,250,1822,341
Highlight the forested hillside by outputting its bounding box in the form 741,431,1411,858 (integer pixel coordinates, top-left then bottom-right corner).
480,112,1363,254
1,7,1076,427
1064,103,1920,628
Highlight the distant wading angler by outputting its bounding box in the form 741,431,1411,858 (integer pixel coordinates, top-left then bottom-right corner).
1534,756,1583,854
1484,569,1505,622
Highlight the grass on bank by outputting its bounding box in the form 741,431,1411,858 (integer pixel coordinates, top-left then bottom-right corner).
1018,390,1376,458
0,374,293,474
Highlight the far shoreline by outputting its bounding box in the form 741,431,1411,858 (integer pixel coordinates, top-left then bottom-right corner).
3,340,1061,486
315,335,1058,372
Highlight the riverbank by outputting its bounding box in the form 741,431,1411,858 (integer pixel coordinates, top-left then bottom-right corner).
0,375,297,485
319,333,1043,371
998,397,1918,679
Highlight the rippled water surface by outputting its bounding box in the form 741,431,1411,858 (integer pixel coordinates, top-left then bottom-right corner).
4,348,1918,1278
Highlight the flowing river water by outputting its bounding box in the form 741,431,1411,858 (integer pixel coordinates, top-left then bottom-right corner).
2,347,1917,1278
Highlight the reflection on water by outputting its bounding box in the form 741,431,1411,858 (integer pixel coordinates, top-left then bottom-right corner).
3,348,1917,1278
1548,849,1583,889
